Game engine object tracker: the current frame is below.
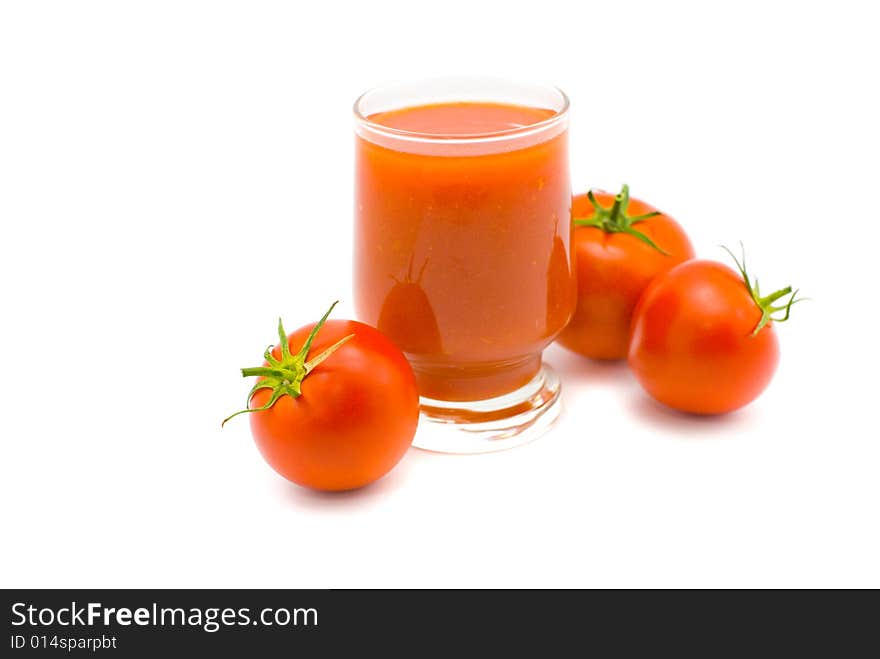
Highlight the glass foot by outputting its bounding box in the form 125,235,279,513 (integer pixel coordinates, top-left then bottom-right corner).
412,364,562,454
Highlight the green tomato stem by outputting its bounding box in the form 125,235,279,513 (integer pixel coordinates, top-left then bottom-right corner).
759,286,792,307
572,183,670,255
221,301,354,427
721,244,805,336
240,366,285,378
304,334,355,372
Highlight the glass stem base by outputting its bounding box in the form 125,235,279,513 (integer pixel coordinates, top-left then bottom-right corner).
412,364,562,454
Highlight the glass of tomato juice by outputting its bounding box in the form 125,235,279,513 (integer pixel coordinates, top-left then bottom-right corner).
353,78,574,453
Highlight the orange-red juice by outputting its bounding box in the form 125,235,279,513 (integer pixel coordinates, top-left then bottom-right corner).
355,101,574,401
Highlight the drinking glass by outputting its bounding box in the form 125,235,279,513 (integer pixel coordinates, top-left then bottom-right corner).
353,78,574,453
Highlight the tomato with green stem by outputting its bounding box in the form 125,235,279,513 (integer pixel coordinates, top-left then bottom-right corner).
556,184,694,360
628,246,804,415
223,302,419,491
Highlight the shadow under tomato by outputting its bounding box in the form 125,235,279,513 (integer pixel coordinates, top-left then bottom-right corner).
279,461,408,510
543,344,634,387
626,392,754,438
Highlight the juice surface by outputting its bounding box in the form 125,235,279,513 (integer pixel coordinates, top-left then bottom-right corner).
368,102,557,136
355,102,574,401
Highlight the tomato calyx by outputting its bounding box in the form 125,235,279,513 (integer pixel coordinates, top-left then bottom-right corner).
573,183,669,254
221,301,355,427
722,244,805,336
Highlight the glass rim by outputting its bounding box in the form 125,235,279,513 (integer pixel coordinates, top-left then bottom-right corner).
353,78,570,145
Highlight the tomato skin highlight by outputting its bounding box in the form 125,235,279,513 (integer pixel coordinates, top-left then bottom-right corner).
248,319,419,491
556,191,694,360
628,260,781,415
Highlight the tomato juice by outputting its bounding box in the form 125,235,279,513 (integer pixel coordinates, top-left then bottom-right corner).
354,99,574,402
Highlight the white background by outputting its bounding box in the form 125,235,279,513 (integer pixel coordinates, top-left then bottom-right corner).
1,1,877,588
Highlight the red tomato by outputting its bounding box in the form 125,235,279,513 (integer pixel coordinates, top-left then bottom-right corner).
628,250,801,415
224,302,419,491
556,185,694,360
